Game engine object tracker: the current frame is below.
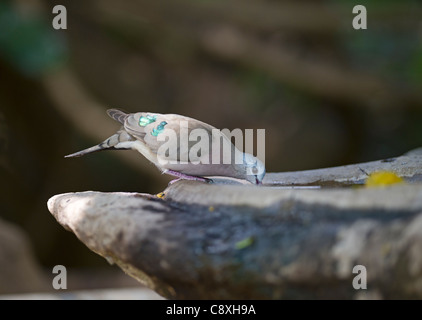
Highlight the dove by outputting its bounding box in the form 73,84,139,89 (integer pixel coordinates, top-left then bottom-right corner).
65,109,266,184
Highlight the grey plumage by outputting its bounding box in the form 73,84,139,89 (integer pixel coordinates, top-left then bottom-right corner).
64,129,134,158
107,109,129,125
65,109,266,184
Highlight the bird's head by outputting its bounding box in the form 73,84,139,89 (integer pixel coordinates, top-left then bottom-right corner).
243,153,266,185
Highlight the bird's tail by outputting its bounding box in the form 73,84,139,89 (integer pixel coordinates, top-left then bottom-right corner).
107,109,129,125
64,142,113,158
65,129,134,158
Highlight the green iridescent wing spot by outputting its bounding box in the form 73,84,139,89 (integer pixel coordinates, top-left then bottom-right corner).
139,115,157,127
151,121,168,136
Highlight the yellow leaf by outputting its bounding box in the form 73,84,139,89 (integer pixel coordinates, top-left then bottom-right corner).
365,171,404,187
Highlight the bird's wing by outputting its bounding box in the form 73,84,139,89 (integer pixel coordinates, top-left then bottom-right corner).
107,109,129,125
123,112,221,164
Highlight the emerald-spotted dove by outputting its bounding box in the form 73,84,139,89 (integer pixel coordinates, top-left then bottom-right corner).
65,109,266,184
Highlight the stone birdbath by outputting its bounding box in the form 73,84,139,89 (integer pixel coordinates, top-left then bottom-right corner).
47,148,422,299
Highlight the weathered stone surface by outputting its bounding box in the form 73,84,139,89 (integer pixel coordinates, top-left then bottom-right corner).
264,146,422,186
47,149,422,299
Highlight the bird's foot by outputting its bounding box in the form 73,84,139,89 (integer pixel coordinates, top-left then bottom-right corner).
169,178,181,185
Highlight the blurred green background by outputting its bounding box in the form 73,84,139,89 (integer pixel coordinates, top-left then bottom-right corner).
1,0,422,294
